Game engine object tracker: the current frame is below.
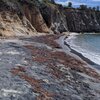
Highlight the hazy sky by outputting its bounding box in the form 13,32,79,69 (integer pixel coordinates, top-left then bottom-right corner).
55,0,100,7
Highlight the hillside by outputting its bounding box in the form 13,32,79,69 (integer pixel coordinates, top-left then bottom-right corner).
0,0,100,36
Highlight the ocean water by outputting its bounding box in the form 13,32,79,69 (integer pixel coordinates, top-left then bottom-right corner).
66,33,100,65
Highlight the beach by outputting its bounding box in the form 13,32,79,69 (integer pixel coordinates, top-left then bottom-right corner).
0,0,100,99
0,34,100,99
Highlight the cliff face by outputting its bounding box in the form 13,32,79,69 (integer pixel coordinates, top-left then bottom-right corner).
0,0,50,36
0,0,100,36
0,0,37,36
39,3,68,33
23,5,50,33
0,0,69,36
37,1,100,33
65,9,100,32
0,11,37,36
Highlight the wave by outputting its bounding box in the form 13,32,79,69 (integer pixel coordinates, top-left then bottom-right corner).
65,33,100,65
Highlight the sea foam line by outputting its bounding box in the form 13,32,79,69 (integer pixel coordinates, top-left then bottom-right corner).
65,33,100,65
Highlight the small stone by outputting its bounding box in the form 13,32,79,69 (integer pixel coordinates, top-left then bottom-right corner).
71,94,82,100
43,79,49,84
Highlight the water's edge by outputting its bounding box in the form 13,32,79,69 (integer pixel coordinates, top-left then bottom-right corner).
64,34,100,70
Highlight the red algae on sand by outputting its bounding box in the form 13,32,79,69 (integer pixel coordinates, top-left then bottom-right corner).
25,40,100,80
11,66,54,100
10,34,100,100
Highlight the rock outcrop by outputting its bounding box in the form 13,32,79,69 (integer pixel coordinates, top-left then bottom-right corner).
0,0,37,36
65,8,100,32
0,0,50,36
0,0,100,36
23,5,50,33
0,11,36,36
37,0,100,33
39,2,68,33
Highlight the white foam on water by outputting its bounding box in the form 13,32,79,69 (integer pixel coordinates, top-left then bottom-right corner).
65,33,100,65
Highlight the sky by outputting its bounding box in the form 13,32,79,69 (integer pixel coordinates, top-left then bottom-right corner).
55,0,100,7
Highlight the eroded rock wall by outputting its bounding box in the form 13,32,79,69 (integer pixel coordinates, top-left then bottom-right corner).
0,11,36,36
0,0,37,36
0,0,100,36
38,1,100,33
0,0,50,36
65,9,100,32
22,4,50,33
39,3,68,33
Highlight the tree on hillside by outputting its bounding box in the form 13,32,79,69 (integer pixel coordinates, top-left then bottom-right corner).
68,2,72,8
88,7,92,10
50,0,55,4
96,6,99,11
80,5,87,10
42,0,49,3
93,7,96,11
42,0,55,3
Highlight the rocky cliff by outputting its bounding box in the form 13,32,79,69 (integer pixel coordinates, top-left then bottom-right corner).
39,1,100,33
0,0,50,36
0,0,100,36
38,2,68,33
0,0,37,36
65,8,100,32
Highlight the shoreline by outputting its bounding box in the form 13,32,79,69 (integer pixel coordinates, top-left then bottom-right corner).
57,33,100,71
64,40,100,70
64,33,100,70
